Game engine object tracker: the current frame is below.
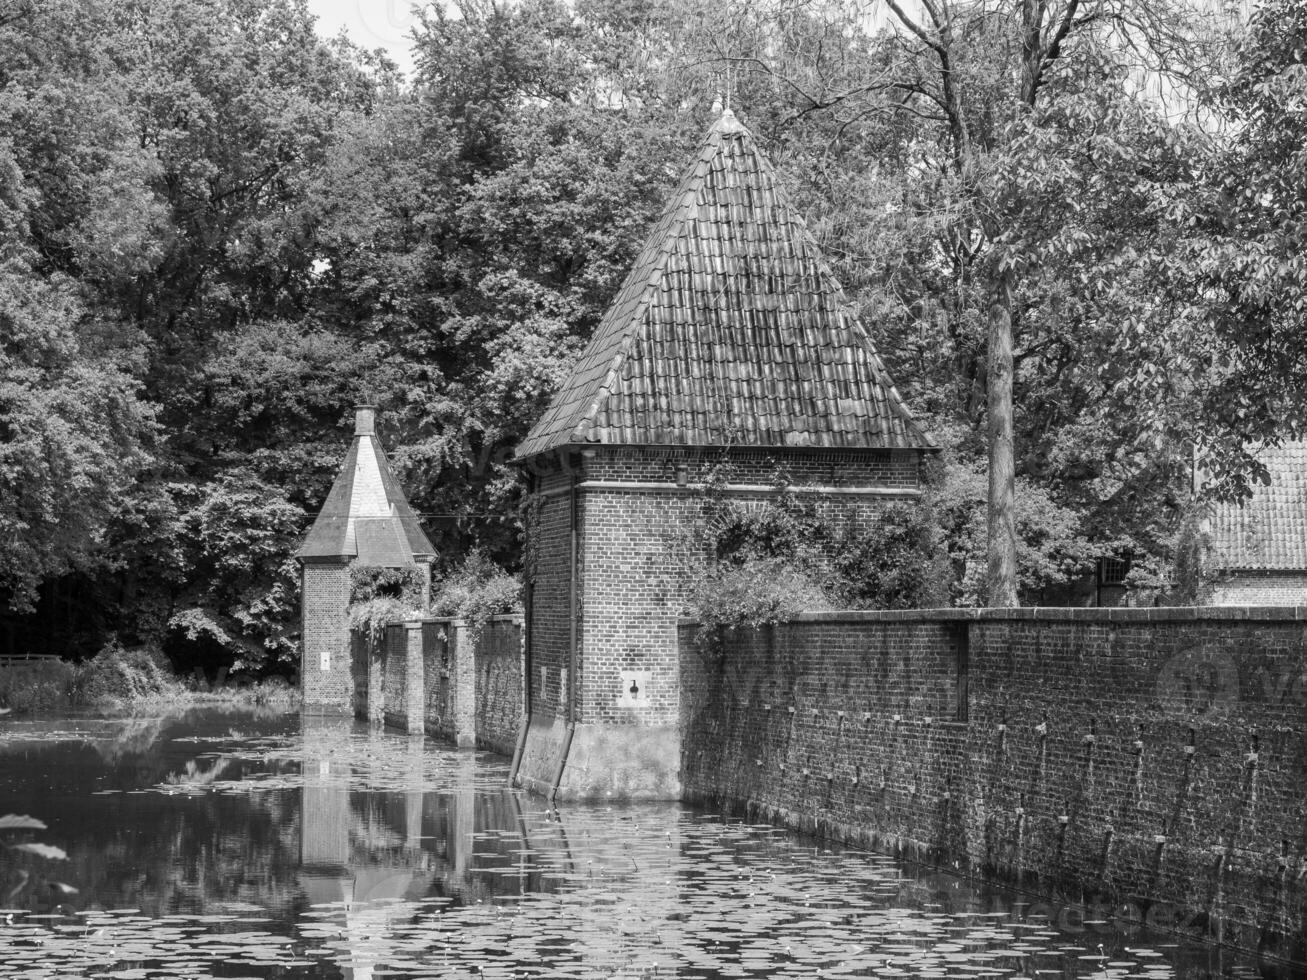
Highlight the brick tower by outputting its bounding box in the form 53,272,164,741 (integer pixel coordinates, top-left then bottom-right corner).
297,405,436,710
513,108,934,801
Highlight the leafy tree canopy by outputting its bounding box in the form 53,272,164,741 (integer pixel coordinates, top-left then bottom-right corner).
1,0,1299,668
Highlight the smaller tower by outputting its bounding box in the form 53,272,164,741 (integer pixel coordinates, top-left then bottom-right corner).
297,405,436,710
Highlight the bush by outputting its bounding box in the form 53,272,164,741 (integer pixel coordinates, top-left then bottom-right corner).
0,659,76,712
830,504,950,609
431,550,522,636
247,675,298,707
348,596,411,648
348,563,430,648
75,642,181,706
1166,504,1211,605
672,463,948,627
684,556,834,630
350,563,428,607
931,459,1096,605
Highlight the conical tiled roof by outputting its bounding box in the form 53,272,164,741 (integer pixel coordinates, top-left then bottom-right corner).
297,407,435,564
516,108,933,460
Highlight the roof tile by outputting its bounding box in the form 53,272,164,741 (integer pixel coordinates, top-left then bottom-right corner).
1207,441,1307,571
298,412,435,564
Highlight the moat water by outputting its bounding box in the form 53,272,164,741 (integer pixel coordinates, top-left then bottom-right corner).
0,708,1291,979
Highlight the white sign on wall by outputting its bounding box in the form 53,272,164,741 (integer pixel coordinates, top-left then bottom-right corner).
618,670,650,707
319,649,331,671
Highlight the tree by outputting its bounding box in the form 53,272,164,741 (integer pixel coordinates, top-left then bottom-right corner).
1182,0,1307,493
0,10,159,610
0,0,383,659
697,0,1235,605
303,0,708,563
871,0,1229,604
0,262,155,611
0,0,1269,663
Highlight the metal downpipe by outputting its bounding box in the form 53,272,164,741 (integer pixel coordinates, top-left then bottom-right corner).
510,472,537,787
508,580,532,786
549,462,580,805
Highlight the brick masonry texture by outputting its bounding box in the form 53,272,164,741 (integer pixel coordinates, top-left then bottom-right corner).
354,616,523,751
579,487,699,726
379,622,425,734
350,630,385,724
1205,573,1307,606
301,562,352,707
475,619,525,755
680,609,1307,962
382,623,408,730
527,467,572,723
422,622,451,736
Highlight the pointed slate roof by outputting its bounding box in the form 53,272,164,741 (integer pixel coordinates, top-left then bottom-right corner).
516,108,933,460
297,407,435,564
1207,441,1307,571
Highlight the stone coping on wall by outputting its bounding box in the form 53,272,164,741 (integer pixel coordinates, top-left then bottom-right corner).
533,480,922,499
678,605,1307,627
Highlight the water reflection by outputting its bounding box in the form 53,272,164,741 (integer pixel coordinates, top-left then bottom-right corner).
298,716,440,980
0,709,1295,979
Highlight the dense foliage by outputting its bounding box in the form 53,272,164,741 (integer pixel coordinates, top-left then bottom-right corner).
429,550,522,636
0,658,76,712
1,0,1300,670
74,644,180,707
346,563,432,646
675,465,948,627
349,564,429,608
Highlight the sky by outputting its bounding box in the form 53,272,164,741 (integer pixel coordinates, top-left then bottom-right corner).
306,0,421,77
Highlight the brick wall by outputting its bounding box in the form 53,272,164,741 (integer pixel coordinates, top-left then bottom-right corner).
681,615,967,851
352,615,522,750
527,469,572,721
1205,572,1307,606
379,622,424,734
410,621,466,745
350,630,386,724
382,623,407,727
578,487,700,725
681,608,1307,962
301,561,352,708
423,623,451,735
475,617,524,754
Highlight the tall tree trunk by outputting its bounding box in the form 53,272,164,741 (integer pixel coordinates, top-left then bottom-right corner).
986,271,1019,606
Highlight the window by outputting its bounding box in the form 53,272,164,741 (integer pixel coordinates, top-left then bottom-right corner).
1098,556,1131,587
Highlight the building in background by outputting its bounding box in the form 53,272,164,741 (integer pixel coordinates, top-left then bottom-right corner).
1202,441,1307,604
297,406,436,709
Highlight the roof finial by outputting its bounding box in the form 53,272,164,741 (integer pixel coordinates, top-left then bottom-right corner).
354,404,377,436
710,100,744,135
